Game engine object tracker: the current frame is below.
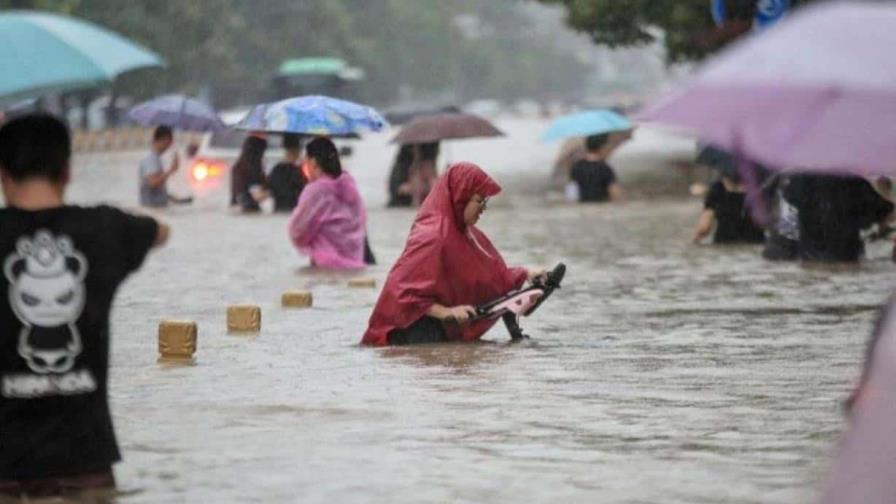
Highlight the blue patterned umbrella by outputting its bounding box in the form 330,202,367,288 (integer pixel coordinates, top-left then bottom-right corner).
542,110,632,141
128,94,225,132
234,95,388,136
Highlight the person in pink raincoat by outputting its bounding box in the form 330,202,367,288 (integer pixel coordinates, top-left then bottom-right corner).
287,137,372,269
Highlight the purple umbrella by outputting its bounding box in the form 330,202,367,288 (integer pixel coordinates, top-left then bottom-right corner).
640,2,896,176
817,302,896,504
128,94,225,132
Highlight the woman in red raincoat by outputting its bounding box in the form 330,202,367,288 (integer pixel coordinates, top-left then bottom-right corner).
362,162,542,346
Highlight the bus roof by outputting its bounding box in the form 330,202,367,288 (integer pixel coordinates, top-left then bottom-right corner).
277,58,347,76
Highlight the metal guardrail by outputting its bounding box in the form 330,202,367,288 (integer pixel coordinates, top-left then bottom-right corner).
71,128,202,153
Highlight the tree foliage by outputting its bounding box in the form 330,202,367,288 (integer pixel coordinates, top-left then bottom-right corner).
1,0,591,106
539,0,821,63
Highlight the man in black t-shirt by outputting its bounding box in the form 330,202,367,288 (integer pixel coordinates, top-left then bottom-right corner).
267,133,306,212
569,133,623,203
0,115,169,496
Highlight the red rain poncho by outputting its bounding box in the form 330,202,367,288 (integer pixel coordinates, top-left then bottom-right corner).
362,162,527,346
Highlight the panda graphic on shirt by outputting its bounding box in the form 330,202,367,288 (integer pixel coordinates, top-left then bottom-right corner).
2,230,97,397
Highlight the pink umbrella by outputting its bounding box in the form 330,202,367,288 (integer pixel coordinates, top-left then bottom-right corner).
640,1,896,176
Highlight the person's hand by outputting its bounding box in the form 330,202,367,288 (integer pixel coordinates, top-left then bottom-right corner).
169,152,180,173
527,268,547,284
444,305,476,324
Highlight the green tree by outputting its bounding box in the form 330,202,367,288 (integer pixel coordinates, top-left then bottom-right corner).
539,0,821,63
2,0,593,107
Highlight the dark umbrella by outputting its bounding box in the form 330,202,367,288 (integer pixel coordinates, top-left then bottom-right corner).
391,112,503,145
384,105,461,126
128,94,225,132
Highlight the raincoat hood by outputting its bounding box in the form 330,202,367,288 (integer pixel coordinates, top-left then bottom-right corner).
418,161,501,230
321,171,363,206
361,162,526,346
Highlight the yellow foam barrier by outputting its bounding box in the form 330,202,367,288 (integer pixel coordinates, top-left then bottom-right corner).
281,291,313,308
227,305,262,332
347,277,376,288
158,320,197,363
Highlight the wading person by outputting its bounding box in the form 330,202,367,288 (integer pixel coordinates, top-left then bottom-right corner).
288,137,372,269
569,133,623,203
362,162,544,346
230,134,268,213
408,142,440,206
267,133,306,213
0,114,169,497
786,173,894,262
138,125,179,208
692,170,765,245
387,144,414,208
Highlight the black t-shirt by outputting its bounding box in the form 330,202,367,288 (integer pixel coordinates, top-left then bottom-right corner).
704,181,765,244
786,174,894,262
570,160,616,203
0,205,158,480
268,162,306,213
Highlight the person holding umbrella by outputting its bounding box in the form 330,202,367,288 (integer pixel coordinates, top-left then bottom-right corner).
230,133,269,213
267,133,306,213
692,145,765,245
233,95,387,216
408,142,440,206
138,126,181,208
387,144,415,207
542,109,632,203
130,95,225,208
569,133,624,204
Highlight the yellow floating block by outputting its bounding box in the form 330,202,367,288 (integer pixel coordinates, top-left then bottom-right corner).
227,305,262,332
282,290,313,308
158,320,197,362
347,277,376,288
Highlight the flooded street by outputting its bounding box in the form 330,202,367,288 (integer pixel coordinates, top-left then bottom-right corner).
60,119,895,503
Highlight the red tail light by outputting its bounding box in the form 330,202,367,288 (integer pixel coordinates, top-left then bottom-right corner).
191,159,225,182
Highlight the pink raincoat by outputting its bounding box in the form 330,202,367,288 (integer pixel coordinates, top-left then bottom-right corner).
288,171,367,269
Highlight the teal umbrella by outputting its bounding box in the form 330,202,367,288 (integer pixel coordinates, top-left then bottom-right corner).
542,109,632,141
0,11,164,103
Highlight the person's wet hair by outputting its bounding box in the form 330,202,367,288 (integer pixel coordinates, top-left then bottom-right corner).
306,137,342,177
282,133,303,151
235,135,267,170
0,113,70,182
153,125,173,142
397,144,415,164
585,133,609,153
417,142,440,162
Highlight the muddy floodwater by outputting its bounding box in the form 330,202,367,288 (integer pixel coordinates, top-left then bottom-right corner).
32,119,896,503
